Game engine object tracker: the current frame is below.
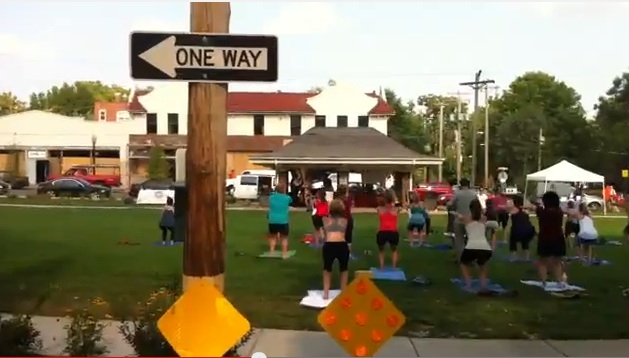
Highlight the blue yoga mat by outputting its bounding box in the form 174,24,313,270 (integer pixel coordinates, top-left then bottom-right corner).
152,241,183,247
370,267,406,281
499,256,532,263
451,278,507,294
410,242,452,251
566,256,611,266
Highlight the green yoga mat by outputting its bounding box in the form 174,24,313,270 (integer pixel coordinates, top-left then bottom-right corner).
258,250,296,259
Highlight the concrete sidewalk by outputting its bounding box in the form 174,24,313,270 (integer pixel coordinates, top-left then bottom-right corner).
28,315,629,357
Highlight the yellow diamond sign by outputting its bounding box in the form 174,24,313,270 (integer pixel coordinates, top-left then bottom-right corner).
158,280,250,357
317,277,406,357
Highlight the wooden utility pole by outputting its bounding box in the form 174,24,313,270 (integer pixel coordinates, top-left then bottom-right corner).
455,95,463,183
483,87,489,188
460,70,494,186
183,2,231,293
437,105,444,183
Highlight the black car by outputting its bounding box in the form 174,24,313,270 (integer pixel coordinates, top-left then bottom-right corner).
0,171,29,189
0,180,9,195
128,179,174,198
37,178,111,199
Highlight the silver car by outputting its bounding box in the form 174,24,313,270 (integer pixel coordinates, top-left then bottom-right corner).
581,194,604,211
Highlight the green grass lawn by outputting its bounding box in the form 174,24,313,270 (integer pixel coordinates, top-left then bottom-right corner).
1,206,628,340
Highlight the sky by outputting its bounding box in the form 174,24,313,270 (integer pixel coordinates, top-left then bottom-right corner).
1,1,629,117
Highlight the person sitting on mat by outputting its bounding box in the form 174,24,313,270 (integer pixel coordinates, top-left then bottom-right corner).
576,202,598,264
159,197,176,245
407,193,427,246
507,195,535,262
458,199,494,291
311,189,329,246
321,199,350,300
564,200,580,251
534,191,568,288
267,184,292,258
337,185,355,258
376,190,401,270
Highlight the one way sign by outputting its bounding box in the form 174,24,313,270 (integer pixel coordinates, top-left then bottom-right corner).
130,31,278,83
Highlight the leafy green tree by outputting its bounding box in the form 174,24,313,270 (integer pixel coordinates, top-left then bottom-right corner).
0,91,26,115
594,71,629,183
488,71,592,183
28,81,130,118
147,147,169,180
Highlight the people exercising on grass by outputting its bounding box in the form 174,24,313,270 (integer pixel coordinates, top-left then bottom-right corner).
407,192,428,247
458,199,494,291
267,184,292,258
159,197,175,245
508,195,535,262
564,200,580,252
311,189,329,246
534,191,567,288
576,202,599,264
337,185,355,258
376,190,401,270
321,199,350,300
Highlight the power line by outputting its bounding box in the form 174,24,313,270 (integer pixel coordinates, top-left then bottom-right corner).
459,70,495,187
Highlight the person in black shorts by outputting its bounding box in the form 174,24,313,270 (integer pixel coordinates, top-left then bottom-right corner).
564,200,580,250
321,200,350,299
534,191,567,287
508,195,535,262
376,191,401,270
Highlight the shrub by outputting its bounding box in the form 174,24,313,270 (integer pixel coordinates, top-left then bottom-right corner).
226,194,237,204
63,298,109,356
0,315,42,356
147,146,169,180
120,284,252,357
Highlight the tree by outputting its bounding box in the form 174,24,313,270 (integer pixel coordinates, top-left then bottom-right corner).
28,81,130,118
594,71,629,182
488,71,591,183
0,92,26,115
147,146,169,180
417,94,470,178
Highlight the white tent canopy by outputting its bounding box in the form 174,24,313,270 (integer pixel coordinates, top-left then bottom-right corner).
526,160,604,183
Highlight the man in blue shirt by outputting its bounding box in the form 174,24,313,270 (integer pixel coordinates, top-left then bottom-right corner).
268,184,293,258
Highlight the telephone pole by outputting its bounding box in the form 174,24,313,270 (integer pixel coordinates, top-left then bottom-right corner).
184,2,231,293
438,105,444,183
459,70,494,186
455,95,463,183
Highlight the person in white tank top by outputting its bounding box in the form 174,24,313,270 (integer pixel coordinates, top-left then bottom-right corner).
458,199,495,291
576,203,598,264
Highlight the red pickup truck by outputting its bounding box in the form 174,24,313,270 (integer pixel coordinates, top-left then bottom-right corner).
47,165,122,187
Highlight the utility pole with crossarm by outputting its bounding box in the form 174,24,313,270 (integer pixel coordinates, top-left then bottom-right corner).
459,70,494,186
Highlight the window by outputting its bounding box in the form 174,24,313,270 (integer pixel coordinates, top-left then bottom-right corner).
337,115,348,128
240,175,258,186
290,115,302,136
167,113,179,134
253,115,265,135
98,109,106,121
314,115,326,127
358,115,369,128
146,113,158,134
53,179,82,188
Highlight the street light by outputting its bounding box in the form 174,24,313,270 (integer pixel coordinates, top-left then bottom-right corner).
91,134,97,168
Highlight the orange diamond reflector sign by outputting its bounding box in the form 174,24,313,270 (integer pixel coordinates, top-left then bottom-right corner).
317,277,406,357
157,280,250,357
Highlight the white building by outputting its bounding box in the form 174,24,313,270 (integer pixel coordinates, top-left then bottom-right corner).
0,82,394,186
